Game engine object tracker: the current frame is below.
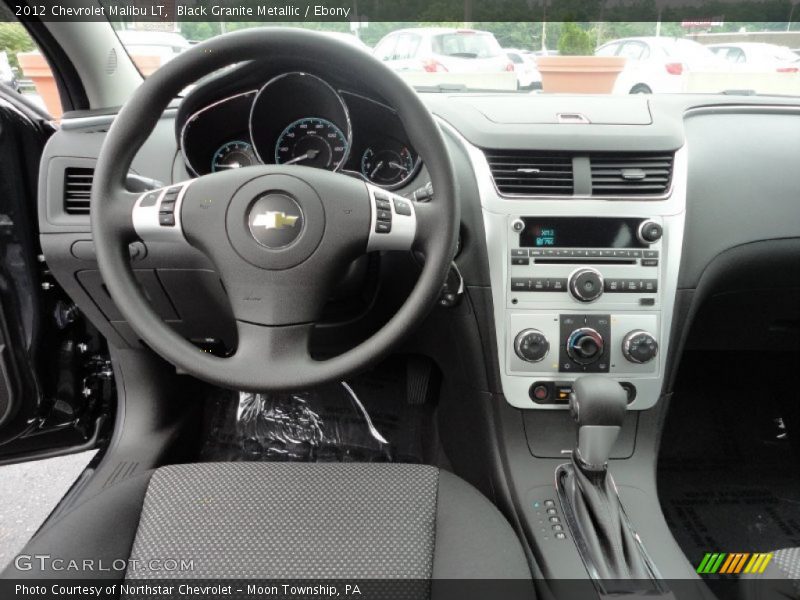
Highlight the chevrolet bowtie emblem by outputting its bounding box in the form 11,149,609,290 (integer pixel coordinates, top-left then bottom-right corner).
252,211,300,230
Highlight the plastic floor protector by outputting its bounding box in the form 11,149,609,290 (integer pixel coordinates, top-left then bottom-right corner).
200,379,429,463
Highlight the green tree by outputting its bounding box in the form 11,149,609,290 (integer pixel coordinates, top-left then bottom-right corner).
557,22,594,55
0,22,35,69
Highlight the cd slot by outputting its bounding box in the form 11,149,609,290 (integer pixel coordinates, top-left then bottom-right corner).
534,258,637,265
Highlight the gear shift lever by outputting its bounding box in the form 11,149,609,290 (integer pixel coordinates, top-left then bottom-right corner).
569,376,627,471
558,376,654,584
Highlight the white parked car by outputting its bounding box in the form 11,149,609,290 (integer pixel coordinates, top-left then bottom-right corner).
595,36,722,94
373,28,512,75
708,43,800,73
505,48,542,90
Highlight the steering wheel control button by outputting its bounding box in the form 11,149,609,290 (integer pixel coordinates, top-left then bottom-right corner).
622,330,658,364
637,220,663,244
247,194,304,249
569,268,604,303
559,314,610,373
133,181,192,242
514,328,549,363
140,190,161,207
366,185,416,251
393,198,412,216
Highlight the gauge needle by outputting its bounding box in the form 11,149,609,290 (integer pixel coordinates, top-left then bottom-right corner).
284,149,320,165
216,162,241,169
388,161,409,173
370,161,385,179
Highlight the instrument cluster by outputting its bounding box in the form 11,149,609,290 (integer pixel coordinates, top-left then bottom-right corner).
180,71,422,190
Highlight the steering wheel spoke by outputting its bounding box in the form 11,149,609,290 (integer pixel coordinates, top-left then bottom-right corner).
229,320,316,387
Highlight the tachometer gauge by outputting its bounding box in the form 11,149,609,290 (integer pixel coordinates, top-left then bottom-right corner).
361,145,416,187
212,141,257,172
274,118,348,170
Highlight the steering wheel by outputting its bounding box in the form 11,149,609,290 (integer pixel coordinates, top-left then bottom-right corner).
91,28,458,391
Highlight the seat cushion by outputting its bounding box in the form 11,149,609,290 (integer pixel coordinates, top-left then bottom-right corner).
3,462,532,588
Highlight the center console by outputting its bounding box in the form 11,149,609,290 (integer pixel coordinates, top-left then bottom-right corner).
507,216,663,406
442,122,687,410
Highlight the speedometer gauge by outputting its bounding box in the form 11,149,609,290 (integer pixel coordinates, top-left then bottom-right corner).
361,146,415,187
274,118,348,170
212,141,257,172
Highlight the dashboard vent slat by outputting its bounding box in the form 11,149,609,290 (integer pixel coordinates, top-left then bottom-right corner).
63,167,94,215
484,150,574,196
589,152,674,196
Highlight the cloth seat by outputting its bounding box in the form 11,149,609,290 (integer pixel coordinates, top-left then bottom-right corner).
3,462,533,598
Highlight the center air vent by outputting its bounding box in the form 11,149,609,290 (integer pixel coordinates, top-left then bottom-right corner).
485,150,574,196
590,152,674,196
63,167,94,214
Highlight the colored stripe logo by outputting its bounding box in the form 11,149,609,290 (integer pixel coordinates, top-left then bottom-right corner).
697,553,773,574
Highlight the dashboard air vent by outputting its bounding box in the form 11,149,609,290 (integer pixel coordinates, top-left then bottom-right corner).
63,167,94,214
484,150,574,196
590,152,674,196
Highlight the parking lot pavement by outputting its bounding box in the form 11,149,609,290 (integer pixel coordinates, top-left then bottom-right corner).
0,450,96,571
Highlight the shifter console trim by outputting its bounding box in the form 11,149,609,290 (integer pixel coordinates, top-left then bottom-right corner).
556,462,668,595
438,118,687,410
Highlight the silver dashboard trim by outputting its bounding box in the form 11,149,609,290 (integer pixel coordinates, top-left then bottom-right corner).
436,115,687,410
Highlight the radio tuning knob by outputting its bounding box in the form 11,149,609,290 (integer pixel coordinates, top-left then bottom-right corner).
569,268,604,303
514,329,549,363
622,330,658,364
638,220,663,244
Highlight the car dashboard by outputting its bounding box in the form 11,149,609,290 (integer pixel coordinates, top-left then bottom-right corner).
36,75,800,415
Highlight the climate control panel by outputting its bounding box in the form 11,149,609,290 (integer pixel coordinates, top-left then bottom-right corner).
507,312,660,406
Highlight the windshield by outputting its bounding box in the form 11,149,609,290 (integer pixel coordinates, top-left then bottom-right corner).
109,20,800,95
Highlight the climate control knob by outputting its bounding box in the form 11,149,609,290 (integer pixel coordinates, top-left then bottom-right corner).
514,329,550,363
566,328,605,365
622,330,658,364
569,268,604,303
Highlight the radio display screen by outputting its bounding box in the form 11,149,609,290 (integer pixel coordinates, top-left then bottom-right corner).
519,217,647,248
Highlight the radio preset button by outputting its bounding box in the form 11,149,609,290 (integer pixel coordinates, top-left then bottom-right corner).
511,278,530,291
511,257,530,265
604,279,658,293
511,249,528,257
641,259,659,267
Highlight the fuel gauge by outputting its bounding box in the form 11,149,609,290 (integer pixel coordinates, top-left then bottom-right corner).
361,145,417,187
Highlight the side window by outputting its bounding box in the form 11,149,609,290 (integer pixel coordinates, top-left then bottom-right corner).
393,34,420,60
618,42,645,60
508,52,523,64
0,20,62,117
373,35,398,61
595,43,620,57
730,47,746,63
